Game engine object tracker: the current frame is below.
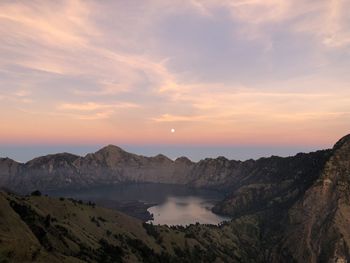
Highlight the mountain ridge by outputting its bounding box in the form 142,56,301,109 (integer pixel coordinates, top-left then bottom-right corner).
0,143,333,193
1,142,330,166
0,135,350,262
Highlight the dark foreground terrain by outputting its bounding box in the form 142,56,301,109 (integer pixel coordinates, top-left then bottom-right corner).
1,134,350,262
0,190,264,263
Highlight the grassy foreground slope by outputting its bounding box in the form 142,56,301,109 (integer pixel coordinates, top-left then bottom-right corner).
0,191,262,263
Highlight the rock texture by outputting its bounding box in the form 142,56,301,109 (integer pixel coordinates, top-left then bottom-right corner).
0,146,195,192
276,134,350,262
211,134,350,263
0,145,331,194
212,150,331,216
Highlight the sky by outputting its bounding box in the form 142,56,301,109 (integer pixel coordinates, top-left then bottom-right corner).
0,0,350,162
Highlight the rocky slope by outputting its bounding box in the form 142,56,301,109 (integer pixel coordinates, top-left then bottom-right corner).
276,134,350,263
210,134,350,263
212,150,331,217
0,145,331,194
0,146,195,192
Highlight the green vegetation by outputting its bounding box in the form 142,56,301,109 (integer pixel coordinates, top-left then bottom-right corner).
0,190,265,262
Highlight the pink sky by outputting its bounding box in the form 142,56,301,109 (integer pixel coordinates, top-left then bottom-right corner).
0,0,349,148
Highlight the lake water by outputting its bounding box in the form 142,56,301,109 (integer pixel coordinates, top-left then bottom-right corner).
147,196,230,225
47,183,230,226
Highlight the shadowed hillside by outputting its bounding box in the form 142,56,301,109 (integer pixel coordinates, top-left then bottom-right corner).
1,134,350,262
0,145,331,194
0,191,264,263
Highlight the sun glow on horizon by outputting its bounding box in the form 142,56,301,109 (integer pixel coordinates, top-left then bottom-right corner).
0,0,349,148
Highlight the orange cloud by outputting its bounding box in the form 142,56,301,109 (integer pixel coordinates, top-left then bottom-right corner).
0,0,349,148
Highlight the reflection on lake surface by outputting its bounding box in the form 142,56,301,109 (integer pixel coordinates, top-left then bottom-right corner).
148,196,230,226
47,183,230,225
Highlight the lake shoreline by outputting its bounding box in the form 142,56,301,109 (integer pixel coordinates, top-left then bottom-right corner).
46,182,229,224
93,199,156,221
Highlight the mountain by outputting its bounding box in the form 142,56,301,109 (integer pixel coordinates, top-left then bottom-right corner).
276,134,350,262
212,150,331,217
0,146,195,192
1,134,350,262
0,144,331,194
212,134,350,262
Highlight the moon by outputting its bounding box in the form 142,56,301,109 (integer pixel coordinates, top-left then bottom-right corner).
171,128,175,133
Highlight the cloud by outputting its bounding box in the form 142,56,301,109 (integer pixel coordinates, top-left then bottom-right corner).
70,111,114,120
0,0,179,96
152,114,206,122
56,101,140,120
0,89,33,104
152,87,350,129
0,0,349,145
188,0,350,49
58,102,140,111
0,0,97,47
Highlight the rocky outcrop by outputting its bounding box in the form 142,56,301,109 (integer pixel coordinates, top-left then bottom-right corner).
0,158,22,187
275,134,350,263
210,134,350,263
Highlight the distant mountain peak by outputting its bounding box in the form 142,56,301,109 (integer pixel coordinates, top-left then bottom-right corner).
0,157,17,163
26,153,79,166
175,156,193,164
96,145,127,154
153,154,172,161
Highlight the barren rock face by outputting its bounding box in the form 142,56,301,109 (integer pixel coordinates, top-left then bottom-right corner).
0,158,23,186
278,134,350,263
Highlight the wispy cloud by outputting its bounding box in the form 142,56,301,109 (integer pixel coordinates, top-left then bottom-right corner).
152,114,206,123
0,0,349,145
58,102,139,111
189,0,350,49
0,89,33,104
56,101,140,120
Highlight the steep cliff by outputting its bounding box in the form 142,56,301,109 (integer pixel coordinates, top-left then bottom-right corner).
211,134,350,263
275,134,350,262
